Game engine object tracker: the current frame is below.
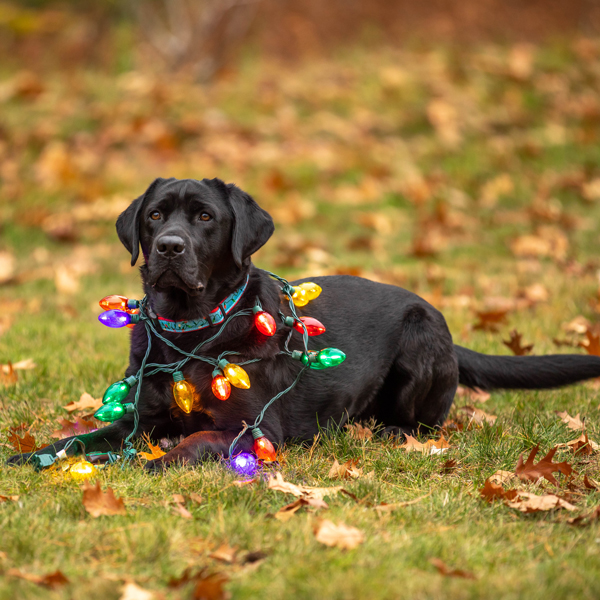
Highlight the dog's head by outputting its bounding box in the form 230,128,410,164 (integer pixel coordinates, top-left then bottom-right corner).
116,177,274,316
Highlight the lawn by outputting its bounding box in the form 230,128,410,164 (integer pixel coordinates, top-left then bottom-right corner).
2,23,600,599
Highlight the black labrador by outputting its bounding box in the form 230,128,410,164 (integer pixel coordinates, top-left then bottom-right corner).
8,177,600,470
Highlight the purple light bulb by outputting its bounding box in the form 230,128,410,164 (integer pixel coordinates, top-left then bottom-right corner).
230,452,257,477
98,309,131,328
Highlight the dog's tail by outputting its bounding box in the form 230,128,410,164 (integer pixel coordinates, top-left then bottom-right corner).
454,344,600,390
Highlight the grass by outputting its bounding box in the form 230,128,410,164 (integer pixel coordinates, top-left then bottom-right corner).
2,25,600,599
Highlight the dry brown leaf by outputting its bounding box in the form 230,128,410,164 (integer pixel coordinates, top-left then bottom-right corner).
120,582,154,600
7,429,42,454
314,519,364,550
429,558,476,580
488,470,518,485
441,459,457,474
479,479,519,503
274,497,327,522
344,423,373,440
455,385,490,403
515,445,574,486
566,506,600,526
63,392,103,413
51,416,97,439
5,358,36,371
398,435,450,455
559,433,599,455
457,406,497,426
0,362,18,386
191,572,230,600
209,544,237,564
6,568,69,589
556,411,585,431
507,491,577,513
578,330,600,356
267,473,342,501
0,495,19,503
473,309,509,332
328,458,362,480
82,482,126,517
562,316,590,334
172,502,193,519
503,330,534,356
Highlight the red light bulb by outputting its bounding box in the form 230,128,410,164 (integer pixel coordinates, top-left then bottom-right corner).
212,374,231,400
253,436,277,462
255,311,277,336
293,316,326,336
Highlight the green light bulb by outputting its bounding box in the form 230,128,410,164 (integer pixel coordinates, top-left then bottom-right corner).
301,351,327,370
94,402,133,422
317,347,346,368
102,380,131,404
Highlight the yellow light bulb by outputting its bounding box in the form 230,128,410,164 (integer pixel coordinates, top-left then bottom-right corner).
299,281,322,301
69,460,97,481
291,286,309,307
224,363,251,389
173,379,195,413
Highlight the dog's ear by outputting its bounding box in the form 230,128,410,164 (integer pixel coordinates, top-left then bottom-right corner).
116,178,161,266
227,183,274,268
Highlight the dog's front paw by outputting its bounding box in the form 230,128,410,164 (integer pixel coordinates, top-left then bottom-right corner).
6,452,34,466
143,457,168,474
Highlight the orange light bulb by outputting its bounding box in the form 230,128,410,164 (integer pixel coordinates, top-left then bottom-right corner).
100,295,128,311
212,374,231,400
253,436,277,462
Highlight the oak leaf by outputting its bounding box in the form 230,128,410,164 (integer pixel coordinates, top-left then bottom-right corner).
566,506,600,526
209,544,237,564
579,330,600,356
274,497,328,522
82,482,126,517
63,392,102,413
51,416,97,439
328,458,362,480
0,495,19,503
0,362,18,386
398,435,450,455
7,428,43,453
191,572,230,600
139,433,166,461
314,519,364,549
559,433,599,455
120,582,154,600
6,568,69,589
479,479,518,503
473,309,509,332
457,405,497,426
455,385,490,403
344,423,373,440
556,411,585,431
503,330,534,356
429,558,476,580
267,473,342,501
488,470,517,485
515,445,574,485
507,491,577,513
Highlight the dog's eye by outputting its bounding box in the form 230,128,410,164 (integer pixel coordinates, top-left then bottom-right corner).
150,211,161,221
200,213,211,222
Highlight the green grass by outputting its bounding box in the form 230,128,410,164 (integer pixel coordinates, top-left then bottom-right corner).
2,32,600,599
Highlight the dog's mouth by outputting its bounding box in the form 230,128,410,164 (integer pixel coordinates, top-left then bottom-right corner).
152,268,205,296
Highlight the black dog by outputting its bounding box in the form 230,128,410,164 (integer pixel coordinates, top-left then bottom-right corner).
8,177,600,470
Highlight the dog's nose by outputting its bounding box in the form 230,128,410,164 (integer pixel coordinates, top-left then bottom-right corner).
156,235,185,257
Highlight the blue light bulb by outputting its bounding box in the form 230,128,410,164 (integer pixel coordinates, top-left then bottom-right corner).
230,452,257,476
98,310,132,328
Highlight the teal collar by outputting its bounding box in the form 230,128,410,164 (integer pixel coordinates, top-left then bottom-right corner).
157,275,249,333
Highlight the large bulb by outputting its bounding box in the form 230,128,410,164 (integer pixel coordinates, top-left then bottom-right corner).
293,316,326,336
172,372,194,413
98,310,132,328
317,347,346,368
291,286,309,307
221,363,250,389
102,380,131,404
254,311,277,336
100,295,139,312
230,452,257,476
94,401,130,422
211,374,231,400
299,281,322,301
253,436,277,462
69,460,97,481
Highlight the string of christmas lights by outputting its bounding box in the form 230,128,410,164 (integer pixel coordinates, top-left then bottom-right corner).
41,273,345,477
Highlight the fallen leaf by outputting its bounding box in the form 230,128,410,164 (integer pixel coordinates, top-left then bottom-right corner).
63,392,102,413
51,416,97,439
507,491,577,513
559,433,599,455
566,506,600,526
7,429,41,453
344,423,373,440
429,558,476,580
267,473,342,501
314,519,364,549
82,482,126,517
172,502,193,519
6,568,69,589
0,495,19,503
120,582,154,600
139,433,167,461
488,470,518,485
209,544,237,564
0,251,15,284
473,309,509,332
579,330,600,356
556,411,585,431
192,572,230,600
503,330,534,355
328,458,362,480
479,479,519,503
457,406,497,426
6,358,36,371
515,445,574,485
441,459,457,474
0,362,18,386
274,497,328,522
562,315,590,334
455,385,490,403
398,435,450,455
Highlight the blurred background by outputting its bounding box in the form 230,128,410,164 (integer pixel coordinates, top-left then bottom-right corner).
3,0,600,404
